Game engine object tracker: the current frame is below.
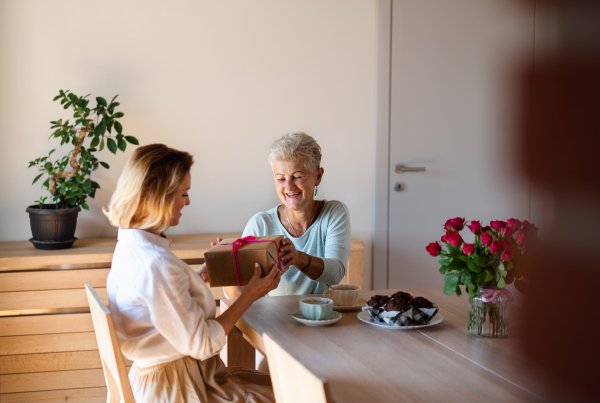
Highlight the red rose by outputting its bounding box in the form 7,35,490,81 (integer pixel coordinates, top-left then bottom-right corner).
441,233,448,243
489,240,502,254
444,217,466,232
467,221,482,235
481,232,493,247
507,218,522,232
504,239,514,250
447,231,463,247
462,243,475,256
516,230,526,246
426,242,442,256
522,220,539,237
481,226,492,233
502,248,514,261
500,226,513,238
490,220,506,232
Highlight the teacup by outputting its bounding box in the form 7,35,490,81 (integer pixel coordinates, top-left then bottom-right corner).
323,284,361,306
299,297,334,320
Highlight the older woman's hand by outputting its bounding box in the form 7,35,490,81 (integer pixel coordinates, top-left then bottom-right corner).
279,238,307,271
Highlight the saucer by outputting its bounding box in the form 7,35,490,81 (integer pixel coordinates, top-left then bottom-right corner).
333,298,367,311
290,311,342,327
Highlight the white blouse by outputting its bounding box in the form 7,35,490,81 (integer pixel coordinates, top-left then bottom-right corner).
107,228,226,368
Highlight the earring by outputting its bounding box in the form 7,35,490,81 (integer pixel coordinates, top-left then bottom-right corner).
314,186,318,197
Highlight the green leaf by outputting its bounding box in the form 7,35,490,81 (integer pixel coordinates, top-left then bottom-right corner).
497,277,506,288
467,261,482,273
53,95,61,101
96,120,106,136
443,273,459,296
498,262,505,272
90,136,100,149
81,202,89,210
107,138,117,154
125,136,139,145
438,259,451,266
32,173,44,185
99,138,105,151
472,255,488,267
96,97,107,107
118,138,126,152
114,121,123,134
439,266,449,274
484,270,494,282
455,286,462,296
100,161,110,169
112,112,124,118
111,94,119,103
468,283,476,291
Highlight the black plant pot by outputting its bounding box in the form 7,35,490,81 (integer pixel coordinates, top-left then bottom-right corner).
26,204,81,250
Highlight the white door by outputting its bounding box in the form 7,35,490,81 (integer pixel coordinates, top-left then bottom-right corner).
386,0,535,289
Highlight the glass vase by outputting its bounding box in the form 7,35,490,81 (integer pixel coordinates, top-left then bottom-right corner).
468,288,509,338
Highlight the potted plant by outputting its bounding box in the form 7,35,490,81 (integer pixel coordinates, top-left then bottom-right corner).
27,90,138,250
426,217,538,337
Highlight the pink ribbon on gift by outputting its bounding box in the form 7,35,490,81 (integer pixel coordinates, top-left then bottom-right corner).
480,288,514,303
216,236,283,286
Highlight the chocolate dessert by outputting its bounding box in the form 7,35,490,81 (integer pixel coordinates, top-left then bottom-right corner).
412,296,434,309
367,295,390,308
384,299,412,312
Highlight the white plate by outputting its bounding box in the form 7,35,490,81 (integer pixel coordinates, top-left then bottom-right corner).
357,311,444,329
333,298,367,311
290,311,342,327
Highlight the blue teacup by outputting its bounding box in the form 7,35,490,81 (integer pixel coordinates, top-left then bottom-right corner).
299,297,334,320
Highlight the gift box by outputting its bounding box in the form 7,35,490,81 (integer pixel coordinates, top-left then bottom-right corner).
204,235,284,287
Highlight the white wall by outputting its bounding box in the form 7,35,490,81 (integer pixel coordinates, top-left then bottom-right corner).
0,0,376,288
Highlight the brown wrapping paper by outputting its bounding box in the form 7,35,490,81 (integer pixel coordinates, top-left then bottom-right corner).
204,235,284,287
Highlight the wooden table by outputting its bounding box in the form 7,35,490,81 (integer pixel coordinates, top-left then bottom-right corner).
221,288,547,403
0,234,364,402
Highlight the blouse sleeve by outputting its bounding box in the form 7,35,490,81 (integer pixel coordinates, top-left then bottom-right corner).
139,259,226,361
315,201,352,285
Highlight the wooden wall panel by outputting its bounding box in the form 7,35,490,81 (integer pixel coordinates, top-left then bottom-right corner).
0,313,93,337
0,332,98,355
0,288,107,314
0,369,107,393
0,387,107,403
0,269,110,292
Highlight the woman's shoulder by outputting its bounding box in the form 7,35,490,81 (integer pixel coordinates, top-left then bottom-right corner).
244,206,282,236
322,200,350,217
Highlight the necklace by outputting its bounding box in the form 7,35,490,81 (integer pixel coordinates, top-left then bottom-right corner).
285,202,316,238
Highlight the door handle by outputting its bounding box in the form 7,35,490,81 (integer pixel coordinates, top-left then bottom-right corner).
395,164,426,173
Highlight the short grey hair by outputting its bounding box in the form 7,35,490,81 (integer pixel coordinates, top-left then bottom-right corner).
268,132,322,173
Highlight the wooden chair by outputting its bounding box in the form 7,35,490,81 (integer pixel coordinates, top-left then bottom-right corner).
264,333,333,403
85,284,136,403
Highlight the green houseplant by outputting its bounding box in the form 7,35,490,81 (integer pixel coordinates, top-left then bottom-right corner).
27,90,139,249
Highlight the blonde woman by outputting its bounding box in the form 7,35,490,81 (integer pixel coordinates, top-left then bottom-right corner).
222,132,351,299
104,144,278,403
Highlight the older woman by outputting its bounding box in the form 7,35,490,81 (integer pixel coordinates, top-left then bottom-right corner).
224,132,351,298
104,144,278,403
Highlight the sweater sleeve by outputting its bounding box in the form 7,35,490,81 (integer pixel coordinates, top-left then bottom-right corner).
315,201,352,285
140,260,226,361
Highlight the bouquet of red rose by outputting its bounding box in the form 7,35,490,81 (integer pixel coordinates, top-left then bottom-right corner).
426,217,538,298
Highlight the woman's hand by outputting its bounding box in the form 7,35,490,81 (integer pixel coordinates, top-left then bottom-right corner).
279,238,307,271
243,263,282,301
197,237,223,284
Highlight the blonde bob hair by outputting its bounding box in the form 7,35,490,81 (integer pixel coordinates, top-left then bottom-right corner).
268,132,322,174
104,144,194,234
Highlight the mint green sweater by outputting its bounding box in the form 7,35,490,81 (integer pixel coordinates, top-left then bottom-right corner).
242,200,351,297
